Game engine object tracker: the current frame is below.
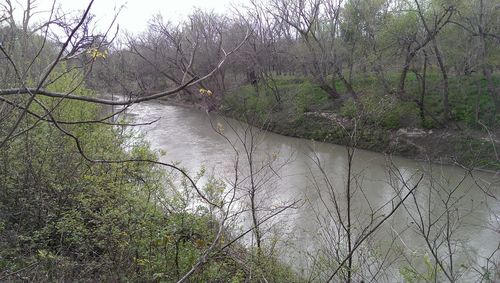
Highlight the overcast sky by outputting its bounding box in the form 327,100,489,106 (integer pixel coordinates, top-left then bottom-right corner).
13,0,242,34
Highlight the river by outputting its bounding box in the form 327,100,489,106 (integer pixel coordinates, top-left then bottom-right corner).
126,101,499,281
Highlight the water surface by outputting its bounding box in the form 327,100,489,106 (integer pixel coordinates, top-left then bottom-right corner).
128,101,499,281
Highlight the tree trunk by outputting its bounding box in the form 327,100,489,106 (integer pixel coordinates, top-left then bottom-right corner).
431,39,450,122
337,69,358,101
477,0,499,119
319,83,341,99
416,51,428,126
398,52,415,99
475,79,482,122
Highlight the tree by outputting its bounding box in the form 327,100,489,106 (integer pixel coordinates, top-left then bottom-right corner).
267,0,355,100
0,2,269,281
304,119,424,282
452,0,500,120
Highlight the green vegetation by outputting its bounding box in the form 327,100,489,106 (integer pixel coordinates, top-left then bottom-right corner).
222,73,500,169
222,77,332,123
1,0,498,281
224,73,500,128
0,72,297,281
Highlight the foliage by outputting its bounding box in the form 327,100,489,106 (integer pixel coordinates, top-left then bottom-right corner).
2,0,499,281
0,70,298,281
224,77,330,122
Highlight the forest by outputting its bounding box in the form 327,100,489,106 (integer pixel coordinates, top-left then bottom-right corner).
0,0,499,282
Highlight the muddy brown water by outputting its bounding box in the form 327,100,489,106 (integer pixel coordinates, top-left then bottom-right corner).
127,101,499,281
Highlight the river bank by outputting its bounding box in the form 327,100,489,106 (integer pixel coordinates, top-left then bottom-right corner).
161,96,499,171
261,111,499,171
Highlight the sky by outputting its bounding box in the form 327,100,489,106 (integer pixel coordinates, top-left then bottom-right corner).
11,0,243,35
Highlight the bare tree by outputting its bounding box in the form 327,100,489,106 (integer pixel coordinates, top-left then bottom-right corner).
173,113,298,282
451,0,500,119
389,161,499,282
303,119,424,282
394,0,454,100
0,0,251,220
266,0,359,100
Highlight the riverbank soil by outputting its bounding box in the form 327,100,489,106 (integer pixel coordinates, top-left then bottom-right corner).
266,111,499,170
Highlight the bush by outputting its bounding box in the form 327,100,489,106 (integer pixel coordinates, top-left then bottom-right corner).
223,84,274,123
224,78,329,122
339,98,358,118
294,81,329,114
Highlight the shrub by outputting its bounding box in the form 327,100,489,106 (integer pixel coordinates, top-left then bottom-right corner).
340,98,358,118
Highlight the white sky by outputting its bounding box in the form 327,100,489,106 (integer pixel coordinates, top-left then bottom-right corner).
11,0,243,35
